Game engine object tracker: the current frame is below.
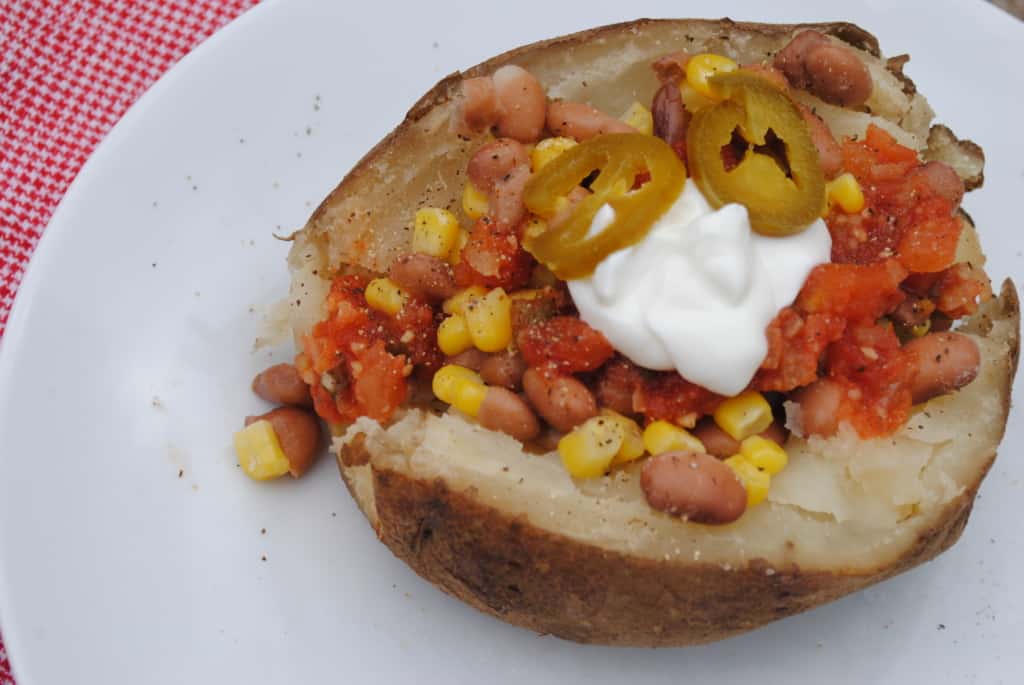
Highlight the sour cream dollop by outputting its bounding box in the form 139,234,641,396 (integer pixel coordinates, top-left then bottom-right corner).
568,182,831,396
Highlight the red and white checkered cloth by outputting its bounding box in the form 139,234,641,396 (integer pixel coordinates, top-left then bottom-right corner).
0,1,257,679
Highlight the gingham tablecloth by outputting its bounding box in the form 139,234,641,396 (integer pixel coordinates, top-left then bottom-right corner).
0,2,257,679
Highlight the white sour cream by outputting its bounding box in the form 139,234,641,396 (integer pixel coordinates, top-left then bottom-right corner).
568,182,831,396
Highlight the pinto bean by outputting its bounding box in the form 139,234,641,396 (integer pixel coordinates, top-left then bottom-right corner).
652,81,689,148
245,407,321,477
797,104,843,179
804,45,873,108
792,378,842,437
489,163,531,229
640,451,747,524
522,367,597,432
447,348,488,371
912,161,964,208
774,30,872,107
692,418,789,458
492,65,547,143
546,101,635,142
388,253,458,300
477,386,541,442
479,351,527,390
451,76,502,137
904,332,980,404
467,138,530,192
252,363,312,407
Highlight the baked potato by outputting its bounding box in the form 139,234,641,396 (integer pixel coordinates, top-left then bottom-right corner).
283,19,1018,646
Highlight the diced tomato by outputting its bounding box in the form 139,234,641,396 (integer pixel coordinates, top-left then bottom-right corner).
932,263,989,318
350,340,409,422
454,218,534,290
796,259,907,324
518,315,614,373
302,273,417,424
385,297,443,372
895,197,961,273
829,125,962,272
753,308,845,392
635,372,723,426
825,322,915,438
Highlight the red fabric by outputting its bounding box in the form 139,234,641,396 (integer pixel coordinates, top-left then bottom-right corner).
0,1,257,679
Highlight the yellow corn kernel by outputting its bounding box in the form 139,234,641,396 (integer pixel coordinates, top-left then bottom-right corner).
558,415,625,479
364,277,406,316
233,420,291,481
911,319,931,337
431,365,486,416
679,81,716,112
642,420,705,456
685,53,739,100
739,435,788,476
462,182,489,220
826,172,866,214
412,207,460,258
531,136,577,172
724,455,771,508
464,287,512,352
604,410,645,465
448,228,469,264
442,285,487,316
620,102,654,136
437,314,473,356
713,390,773,441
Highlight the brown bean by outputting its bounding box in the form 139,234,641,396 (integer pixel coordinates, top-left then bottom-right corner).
467,138,530,192
640,451,747,524
389,253,458,300
652,81,689,147
797,104,843,179
478,387,541,442
912,161,964,208
452,76,501,137
792,378,842,437
479,351,527,390
905,332,980,404
692,418,789,458
492,65,547,143
774,31,829,87
774,31,872,107
245,407,321,478
447,348,488,371
489,163,531,229
546,101,635,141
522,367,597,432
804,44,873,108
252,363,312,407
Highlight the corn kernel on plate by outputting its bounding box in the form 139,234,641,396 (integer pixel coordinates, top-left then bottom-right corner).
0,0,1022,683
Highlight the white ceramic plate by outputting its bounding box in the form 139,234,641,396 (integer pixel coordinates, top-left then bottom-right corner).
1,1,1022,682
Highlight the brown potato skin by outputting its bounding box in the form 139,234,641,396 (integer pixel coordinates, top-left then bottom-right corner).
339,453,985,646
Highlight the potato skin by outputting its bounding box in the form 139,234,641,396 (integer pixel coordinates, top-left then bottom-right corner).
339,451,986,646
304,18,1017,646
